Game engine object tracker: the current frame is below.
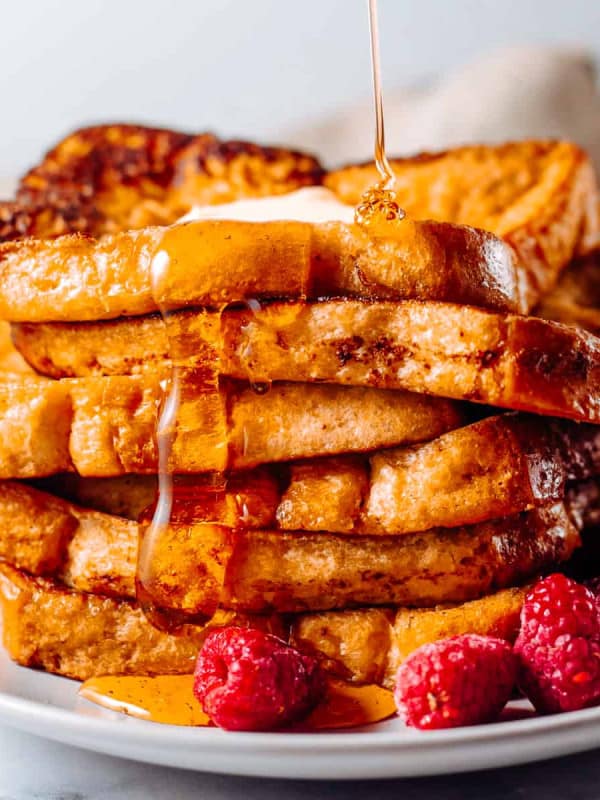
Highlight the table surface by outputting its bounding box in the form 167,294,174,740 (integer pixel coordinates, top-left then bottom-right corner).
1,724,600,800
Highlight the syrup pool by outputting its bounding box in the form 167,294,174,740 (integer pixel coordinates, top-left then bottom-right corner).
79,675,397,731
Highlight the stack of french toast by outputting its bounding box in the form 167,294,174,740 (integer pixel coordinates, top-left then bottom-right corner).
1,125,600,689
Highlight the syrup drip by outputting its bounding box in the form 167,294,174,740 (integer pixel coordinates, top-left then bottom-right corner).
79,674,396,730
354,0,405,227
136,244,235,632
135,240,279,631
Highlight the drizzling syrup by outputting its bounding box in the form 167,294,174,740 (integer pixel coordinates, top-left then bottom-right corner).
135,246,235,631
355,0,406,227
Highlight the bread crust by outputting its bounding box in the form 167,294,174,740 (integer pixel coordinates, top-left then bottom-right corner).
0,481,579,614
41,412,600,537
16,299,600,422
3,136,598,321
0,563,281,681
0,217,522,321
292,587,526,687
0,561,524,684
327,140,600,307
1,125,323,242
0,374,460,478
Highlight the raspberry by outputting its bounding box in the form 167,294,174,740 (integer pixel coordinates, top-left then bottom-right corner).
515,574,600,713
585,576,600,597
193,627,326,731
394,635,517,730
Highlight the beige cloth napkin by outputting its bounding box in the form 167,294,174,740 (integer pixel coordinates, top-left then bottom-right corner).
288,45,600,170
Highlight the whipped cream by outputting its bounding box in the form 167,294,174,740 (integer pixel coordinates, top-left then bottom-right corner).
177,187,355,224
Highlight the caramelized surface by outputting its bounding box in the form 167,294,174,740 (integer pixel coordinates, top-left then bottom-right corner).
2,135,598,322
0,560,525,685
1,125,323,242
40,413,600,537
16,298,600,423
292,587,526,687
0,481,578,614
278,414,600,534
0,374,72,478
327,140,600,306
0,128,597,681
0,372,460,479
31,414,600,536
0,216,522,322
67,377,459,476
0,563,208,680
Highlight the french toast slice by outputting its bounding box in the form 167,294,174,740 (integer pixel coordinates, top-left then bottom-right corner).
2,135,597,319
277,413,600,534
0,216,522,321
0,125,324,242
40,413,600,536
16,299,600,422
326,140,600,308
0,373,72,478
0,374,460,478
67,377,460,476
0,562,525,684
0,563,282,681
291,587,526,687
141,503,577,614
537,250,600,334
0,481,578,613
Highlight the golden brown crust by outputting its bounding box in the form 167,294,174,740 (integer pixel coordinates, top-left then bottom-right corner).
277,414,600,534
1,124,323,242
66,377,460,476
36,412,600,537
16,298,600,422
292,587,526,687
0,479,576,613
0,373,460,478
0,374,72,478
0,560,523,684
0,217,521,322
3,137,598,321
0,563,281,681
327,140,600,307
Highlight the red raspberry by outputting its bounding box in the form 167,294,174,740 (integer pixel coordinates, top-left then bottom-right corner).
394,635,517,730
585,576,600,597
515,574,600,713
193,627,326,731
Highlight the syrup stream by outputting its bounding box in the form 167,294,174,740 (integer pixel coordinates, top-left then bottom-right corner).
135,248,185,629
109,0,405,732
368,0,394,188
136,248,231,631
355,0,405,225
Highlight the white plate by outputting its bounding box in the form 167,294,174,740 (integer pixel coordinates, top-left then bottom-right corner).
1,648,600,780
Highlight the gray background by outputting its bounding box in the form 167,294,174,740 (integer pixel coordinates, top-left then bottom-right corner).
2,0,600,177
